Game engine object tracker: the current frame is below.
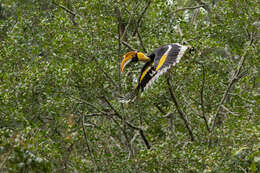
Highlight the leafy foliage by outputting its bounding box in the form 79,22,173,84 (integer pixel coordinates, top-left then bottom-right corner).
0,0,259,172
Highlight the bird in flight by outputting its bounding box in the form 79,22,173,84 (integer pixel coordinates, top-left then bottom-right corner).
120,43,192,102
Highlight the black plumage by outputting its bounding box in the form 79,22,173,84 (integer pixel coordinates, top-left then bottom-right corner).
120,43,191,102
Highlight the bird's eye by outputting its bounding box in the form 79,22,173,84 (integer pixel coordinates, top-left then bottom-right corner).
189,47,195,54
131,56,138,62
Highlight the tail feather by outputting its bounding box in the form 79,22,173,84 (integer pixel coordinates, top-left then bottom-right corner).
119,86,140,103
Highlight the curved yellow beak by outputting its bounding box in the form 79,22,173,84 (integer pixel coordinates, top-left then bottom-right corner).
120,51,137,72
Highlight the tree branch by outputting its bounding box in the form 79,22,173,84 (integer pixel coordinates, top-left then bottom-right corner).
115,4,139,43
221,105,238,116
136,28,147,53
116,18,136,154
199,63,210,132
174,5,204,13
81,113,98,171
139,129,151,149
132,0,152,36
210,45,250,133
102,96,151,149
166,78,195,141
153,103,166,115
93,59,118,88
122,40,136,51
194,0,211,14
52,1,81,18
0,149,12,169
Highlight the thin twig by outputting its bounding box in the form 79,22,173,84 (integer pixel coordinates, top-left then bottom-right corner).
136,28,147,53
81,114,98,171
114,35,136,51
116,4,139,42
174,5,204,13
84,112,113,117
168,112,177,138
122,40,136,50
153,103,166,114
0,149,12,169
94,59,118,88
130,132,139,147
227,93,256,105
102,96,151,149
182,95,203,118
110,116,134,157
102,96,138,129
139,129,151,149
132,0,152,36
199,63,210,132
221,105,238,116
211,45,250,132
71,96,106,114
191,9,199,25
116,9,135,155
194,0,211,14
166,78,195,141
52,1,81,18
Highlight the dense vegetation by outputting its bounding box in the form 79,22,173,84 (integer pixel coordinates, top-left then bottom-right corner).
0,0,259,172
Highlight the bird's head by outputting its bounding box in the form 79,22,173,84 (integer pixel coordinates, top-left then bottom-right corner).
120,51,151,72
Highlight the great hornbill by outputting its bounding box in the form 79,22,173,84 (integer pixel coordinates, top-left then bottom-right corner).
120,43,192,102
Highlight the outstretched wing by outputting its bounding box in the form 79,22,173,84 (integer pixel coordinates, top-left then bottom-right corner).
154,43,188,71
142,43,189,90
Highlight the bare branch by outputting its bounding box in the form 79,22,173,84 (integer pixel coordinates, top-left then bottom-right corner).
194,0,211,13
114,35,136,51
110,116,134,157
227,93,256,105
70,96,107,115
102,96,151,149
122,40,136,51
115,4,139,43
166,78,195,141
52,1,81,18
81,113,98,170
115,6,127,42
136,28,147,53
177,25,183,38
132,0,152,36
191,9,199,25
182,95,203,118
116,6,125,102
94,59,118,88
139,129,151,149
0,149,12,169
174,5,204,13
84,112,113,117
130,132,139,147
115,8,136,155
199,63,210,132
221,105,238,116
168,112,177,139
153,103,166,115
211,45,250,132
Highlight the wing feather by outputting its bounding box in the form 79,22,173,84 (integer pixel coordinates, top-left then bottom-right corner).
143,44,189,90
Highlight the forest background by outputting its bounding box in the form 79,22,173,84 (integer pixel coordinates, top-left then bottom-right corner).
0,0,259,172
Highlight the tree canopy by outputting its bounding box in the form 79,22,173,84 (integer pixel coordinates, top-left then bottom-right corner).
0,0,259,172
